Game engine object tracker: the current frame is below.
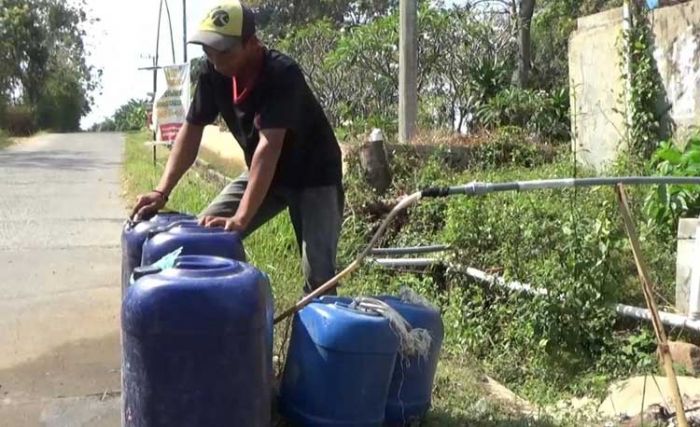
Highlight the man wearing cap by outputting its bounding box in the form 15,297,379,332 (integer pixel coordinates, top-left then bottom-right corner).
131,1,344,295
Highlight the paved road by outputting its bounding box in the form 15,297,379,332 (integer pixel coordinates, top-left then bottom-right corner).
0,133,125,425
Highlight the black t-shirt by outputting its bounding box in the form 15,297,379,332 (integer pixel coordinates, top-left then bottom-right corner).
186,49,342,189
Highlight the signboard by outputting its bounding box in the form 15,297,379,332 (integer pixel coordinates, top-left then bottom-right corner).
153,63,190,143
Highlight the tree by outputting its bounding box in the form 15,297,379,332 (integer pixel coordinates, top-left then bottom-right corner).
249,0,399,37
0,0,99,131
517,0,536,88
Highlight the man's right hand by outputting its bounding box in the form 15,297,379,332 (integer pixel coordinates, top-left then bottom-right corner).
130,191,168,221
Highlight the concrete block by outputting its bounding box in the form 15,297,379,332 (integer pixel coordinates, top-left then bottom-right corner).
676,218,700,315
667,341,700,375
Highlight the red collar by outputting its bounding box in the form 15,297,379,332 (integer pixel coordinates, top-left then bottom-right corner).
232,49,265,105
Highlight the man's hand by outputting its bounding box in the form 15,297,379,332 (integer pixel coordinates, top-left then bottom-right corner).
130,191,167,220
199,215,247,233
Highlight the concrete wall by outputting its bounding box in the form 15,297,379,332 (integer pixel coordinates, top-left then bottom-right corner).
676,218,700,314
569,0,700,170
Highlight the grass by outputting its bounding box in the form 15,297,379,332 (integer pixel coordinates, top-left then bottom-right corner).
198,144,247,178
123,130,606,425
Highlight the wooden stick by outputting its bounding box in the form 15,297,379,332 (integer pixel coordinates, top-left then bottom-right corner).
274,191,424,324
615,184,688,427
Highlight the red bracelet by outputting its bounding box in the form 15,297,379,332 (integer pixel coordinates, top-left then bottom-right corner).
153,189,169,201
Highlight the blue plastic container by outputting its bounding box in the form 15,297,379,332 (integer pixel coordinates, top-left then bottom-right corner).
122,255,273,427
120,212,195,296
140,220,246,267
279,296,400,427
378,296,444,425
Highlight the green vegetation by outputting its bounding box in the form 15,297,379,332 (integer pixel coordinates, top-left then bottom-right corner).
0,0,99,134
92,99,150,132
337,140,673,405
644,133,700,237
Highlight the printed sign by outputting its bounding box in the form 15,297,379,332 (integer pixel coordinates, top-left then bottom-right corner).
153,64,190,142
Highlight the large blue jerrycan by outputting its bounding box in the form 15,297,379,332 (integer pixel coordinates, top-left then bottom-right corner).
377,295,444,426
279,296,400,427
122,255,273,427
120,212,195,296
140,220,246,267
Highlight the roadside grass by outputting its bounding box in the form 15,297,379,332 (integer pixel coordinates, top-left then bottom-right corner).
198,143,247,178
122,130,598,425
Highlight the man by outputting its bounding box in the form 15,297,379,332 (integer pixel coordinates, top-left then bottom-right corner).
131,1,344,295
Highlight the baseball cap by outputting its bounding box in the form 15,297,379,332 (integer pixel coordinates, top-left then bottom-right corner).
188,1,256,52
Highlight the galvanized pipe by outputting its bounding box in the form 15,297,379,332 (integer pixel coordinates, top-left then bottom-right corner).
370,245,452,256
422,176,700,198
372,258,700,333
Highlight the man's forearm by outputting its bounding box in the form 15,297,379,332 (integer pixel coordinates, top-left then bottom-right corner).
235,133,283,226
156,123,204,195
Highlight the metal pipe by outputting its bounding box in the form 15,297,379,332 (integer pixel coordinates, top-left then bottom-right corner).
422,177,700,198
372,258,700,333
461,265,700,333
370,245,452,256
371,258,441,268
616,304,700,331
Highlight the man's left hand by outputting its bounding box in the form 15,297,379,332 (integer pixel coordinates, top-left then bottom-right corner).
200,215,247,233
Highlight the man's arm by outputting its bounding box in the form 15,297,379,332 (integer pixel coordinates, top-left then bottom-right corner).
201,128,284,231
155,122,205,195
130,122,205,219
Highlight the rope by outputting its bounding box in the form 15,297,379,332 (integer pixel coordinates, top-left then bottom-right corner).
349,297,432,360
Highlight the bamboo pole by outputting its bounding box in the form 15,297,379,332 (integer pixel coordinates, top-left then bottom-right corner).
615,184,688,427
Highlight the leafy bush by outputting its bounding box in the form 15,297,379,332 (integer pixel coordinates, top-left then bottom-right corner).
2,104,37,136
477,88,570,142
114,99,149,131
644,134,700,235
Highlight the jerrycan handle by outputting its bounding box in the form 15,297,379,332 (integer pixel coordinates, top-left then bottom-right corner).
131,265,162,281
144,220,198,239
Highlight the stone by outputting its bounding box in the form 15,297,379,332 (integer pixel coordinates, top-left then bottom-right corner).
667,341,700,376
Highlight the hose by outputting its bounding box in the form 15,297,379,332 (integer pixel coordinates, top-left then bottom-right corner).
274,176,700,324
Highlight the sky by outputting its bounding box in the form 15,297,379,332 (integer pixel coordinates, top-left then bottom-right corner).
81,0,218,129
81,0,466,129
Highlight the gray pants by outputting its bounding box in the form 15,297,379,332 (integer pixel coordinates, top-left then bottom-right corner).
200,173,344,294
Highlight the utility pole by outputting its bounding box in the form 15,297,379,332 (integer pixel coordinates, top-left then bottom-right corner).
399,0,417,144
183,0,188,63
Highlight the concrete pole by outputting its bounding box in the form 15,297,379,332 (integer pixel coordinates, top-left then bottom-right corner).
399,0,418,144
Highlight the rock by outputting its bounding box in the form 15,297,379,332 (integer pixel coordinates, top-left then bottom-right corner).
666,341,700,376
478,374,535,415
599,375,700,419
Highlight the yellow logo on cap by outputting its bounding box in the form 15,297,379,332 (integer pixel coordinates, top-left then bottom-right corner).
198,2,244,37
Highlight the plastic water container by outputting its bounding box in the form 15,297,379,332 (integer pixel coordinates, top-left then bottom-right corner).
122,255,273,427
378,295,444,425
279,296,400,427
120,212,195,296
140,220,246,267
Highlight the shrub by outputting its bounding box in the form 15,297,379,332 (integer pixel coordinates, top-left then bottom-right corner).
644,133,700,235
3,105,37,136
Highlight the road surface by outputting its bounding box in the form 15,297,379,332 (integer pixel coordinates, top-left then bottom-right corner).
0,133,125,425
